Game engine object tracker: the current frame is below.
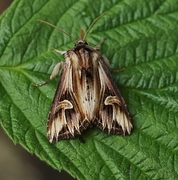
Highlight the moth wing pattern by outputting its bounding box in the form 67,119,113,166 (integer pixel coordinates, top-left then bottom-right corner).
97,55,132,135
47,53,92,143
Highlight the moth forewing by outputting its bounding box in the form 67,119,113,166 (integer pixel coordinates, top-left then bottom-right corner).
97,55,132,134
33,13,132,143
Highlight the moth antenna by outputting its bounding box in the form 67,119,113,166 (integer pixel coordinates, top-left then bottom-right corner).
83,11,107,40
38,19,77,43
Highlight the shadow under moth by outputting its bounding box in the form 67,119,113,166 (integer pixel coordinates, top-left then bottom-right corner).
33,12,133,143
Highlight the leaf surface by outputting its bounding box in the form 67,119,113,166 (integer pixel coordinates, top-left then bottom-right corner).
0,0,178,179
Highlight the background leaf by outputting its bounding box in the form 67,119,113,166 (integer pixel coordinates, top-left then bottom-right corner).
1,0,178,179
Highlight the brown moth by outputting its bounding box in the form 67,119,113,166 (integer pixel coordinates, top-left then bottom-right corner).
33,13,133,143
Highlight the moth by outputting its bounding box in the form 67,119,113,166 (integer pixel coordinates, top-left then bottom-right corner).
33,13,133,143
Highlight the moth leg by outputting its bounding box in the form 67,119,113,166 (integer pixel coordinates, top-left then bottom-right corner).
93,38,106,48
102,56,125,72
32,61,63,86
112,67,125,73
52,48,66,55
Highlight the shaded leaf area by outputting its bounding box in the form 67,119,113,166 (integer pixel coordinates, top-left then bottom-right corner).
0,0,178,179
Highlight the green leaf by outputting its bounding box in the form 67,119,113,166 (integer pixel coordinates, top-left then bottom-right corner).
1,0,178,179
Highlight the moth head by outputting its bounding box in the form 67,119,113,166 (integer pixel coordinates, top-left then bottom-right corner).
75,29,89,46
76,39,88,45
